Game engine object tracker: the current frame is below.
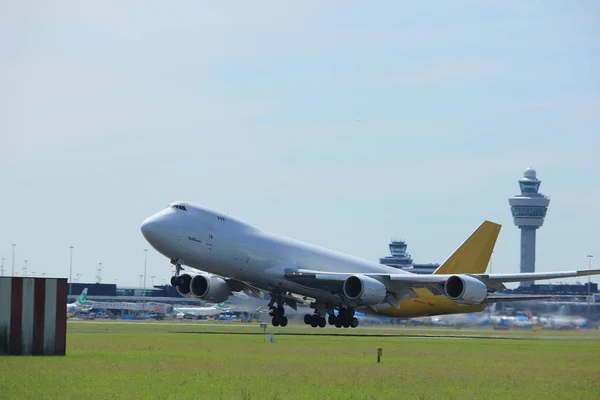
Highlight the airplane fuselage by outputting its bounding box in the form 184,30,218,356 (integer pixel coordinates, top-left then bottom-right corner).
141,202,485,318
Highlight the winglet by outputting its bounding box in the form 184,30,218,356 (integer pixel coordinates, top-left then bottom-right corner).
433,221,501,275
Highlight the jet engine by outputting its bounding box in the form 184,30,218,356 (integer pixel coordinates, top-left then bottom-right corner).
190,274,232,303
174,273,194,297
343,274,387,305
444,275,488,304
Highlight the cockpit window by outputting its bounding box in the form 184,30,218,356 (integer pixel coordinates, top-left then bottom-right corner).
171,205,187,211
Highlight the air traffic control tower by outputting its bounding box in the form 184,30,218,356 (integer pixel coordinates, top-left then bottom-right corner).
508,168,550,287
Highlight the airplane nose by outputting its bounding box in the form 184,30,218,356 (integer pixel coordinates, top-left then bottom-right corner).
141,212,183,249
140,215,162,242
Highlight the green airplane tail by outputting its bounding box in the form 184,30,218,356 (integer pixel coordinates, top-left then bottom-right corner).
77,288,88,306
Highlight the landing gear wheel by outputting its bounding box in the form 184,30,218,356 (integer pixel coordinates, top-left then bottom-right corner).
318,317,326,328
328,315,336,325
170,276,177,287
310,316,319,328
269,297,287,327
304,314,312,325
350,317,359,328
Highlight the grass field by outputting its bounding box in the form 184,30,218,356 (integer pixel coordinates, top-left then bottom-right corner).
1,320,599,400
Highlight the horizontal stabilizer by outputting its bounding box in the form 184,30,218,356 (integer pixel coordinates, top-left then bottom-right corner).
485,268,600,283
484,294,558,303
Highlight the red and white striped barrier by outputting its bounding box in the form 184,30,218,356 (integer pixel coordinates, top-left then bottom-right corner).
0,277,67,356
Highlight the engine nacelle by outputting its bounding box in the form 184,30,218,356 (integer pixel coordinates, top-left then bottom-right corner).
444,275,488,305
175,273,194,297
190,274,232,303
343,274,387,305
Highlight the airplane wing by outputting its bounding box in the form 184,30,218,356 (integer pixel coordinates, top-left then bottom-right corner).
478,269,600,283
287,268,600,284
283,267,600,306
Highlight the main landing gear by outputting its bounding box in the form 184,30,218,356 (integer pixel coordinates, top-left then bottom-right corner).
304,313,326,328
268,295,288,327
169,258,184,287
270,297,360,329
304,307,359,329
269,305,288,327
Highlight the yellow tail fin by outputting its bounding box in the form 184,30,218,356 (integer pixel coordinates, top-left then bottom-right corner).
433,221,501,275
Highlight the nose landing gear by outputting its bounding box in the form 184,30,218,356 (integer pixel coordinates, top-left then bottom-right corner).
169,258,184,287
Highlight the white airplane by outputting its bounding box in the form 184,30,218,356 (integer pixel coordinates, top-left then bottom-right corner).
174,290,268,317
68,289,169,314
173,302,230,317
140,202,600,329
67,288,88,314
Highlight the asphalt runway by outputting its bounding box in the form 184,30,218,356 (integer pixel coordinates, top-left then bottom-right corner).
69,321,259,328
171,331,598,341
67,326,600,341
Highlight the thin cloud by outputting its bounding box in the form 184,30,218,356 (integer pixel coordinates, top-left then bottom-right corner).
383,60,504,87
365,25,478,45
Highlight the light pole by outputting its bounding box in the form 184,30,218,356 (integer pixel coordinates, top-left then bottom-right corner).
1,257,4,276
587,255,593,302
69,246,74,296
23,260,28,277
143,249,148,297
11,244,16,276
97,263,102,284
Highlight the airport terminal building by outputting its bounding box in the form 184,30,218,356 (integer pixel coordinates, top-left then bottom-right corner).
378,239,439,274
67,282,206,305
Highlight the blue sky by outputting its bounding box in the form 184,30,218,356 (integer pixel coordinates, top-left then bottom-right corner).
1,1,599,287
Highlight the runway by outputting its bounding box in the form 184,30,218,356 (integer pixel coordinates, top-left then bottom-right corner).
171,331,599,341
67,325,600,341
